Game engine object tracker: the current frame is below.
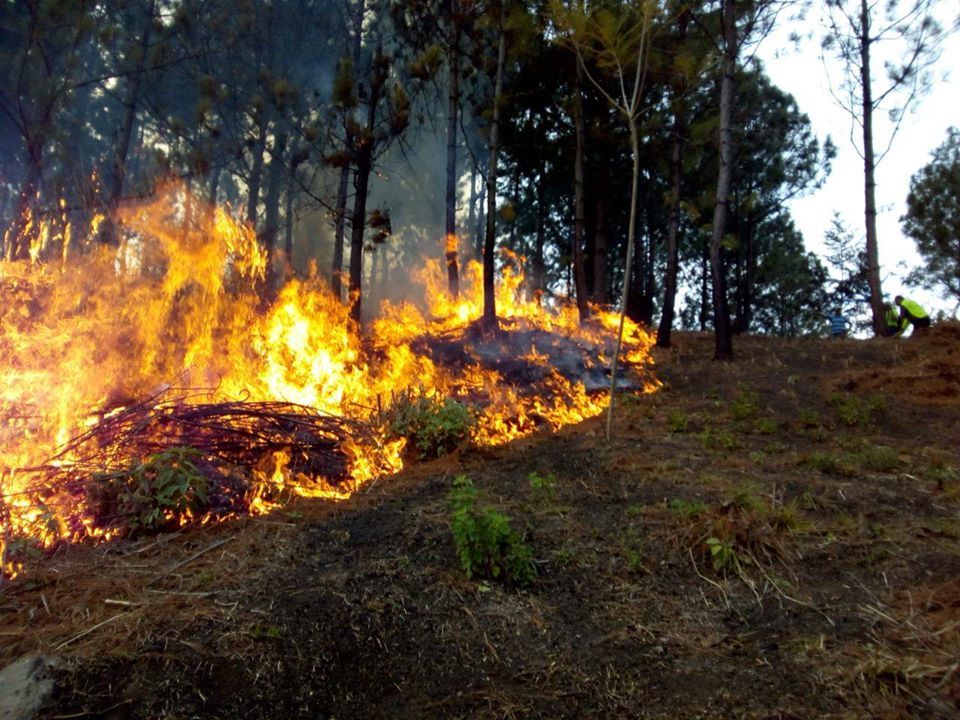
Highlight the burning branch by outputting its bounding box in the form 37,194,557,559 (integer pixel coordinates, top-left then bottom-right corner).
6,394,374,548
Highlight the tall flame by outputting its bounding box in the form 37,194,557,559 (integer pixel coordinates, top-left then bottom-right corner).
0,185,658,576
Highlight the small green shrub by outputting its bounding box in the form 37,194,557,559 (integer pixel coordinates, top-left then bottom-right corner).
668,498,708,519
753,417,778,435
730,387,760,420
797,409,822,429
667,484,799,577
668,410,692,433
829,392,886,426
853,445,900,473
389,393,475,459
625,548,646,573
799,452,843,475
725,486,764,513
706,537,740,572
89,447,210,533
550,546,575,568
925,463,958,491
449,475,535,586
249,624,283,641
528,471,557,503
700,426,738,452
770,500,810,534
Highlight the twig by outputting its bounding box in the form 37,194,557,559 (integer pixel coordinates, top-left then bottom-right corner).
52,699,134,718
934,663,959,690
688,548,729,609
149,536,234,585
461,606,501,663
53,612,130,650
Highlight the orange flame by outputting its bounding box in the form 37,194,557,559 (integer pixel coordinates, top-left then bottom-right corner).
0,184,658,577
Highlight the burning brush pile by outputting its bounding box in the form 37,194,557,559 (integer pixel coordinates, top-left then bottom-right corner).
0,185,658,577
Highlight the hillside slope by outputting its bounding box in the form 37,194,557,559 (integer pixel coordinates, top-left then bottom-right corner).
2,329,959,719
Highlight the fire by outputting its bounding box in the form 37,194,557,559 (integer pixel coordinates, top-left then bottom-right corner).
0,184,658,577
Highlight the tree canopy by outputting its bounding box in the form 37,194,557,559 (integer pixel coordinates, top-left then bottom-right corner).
902,127,960,304
4,0,941,347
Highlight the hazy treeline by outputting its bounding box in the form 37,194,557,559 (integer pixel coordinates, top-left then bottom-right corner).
1,0,857,340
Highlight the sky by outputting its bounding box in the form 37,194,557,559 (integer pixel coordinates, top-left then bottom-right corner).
755,3,959,317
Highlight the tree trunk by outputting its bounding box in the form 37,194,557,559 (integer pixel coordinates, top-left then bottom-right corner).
657,105,683,348
734,210,754,334
467,160,478,259
208,167,220,205
369,244,379,296
445,4,461,296
533,161,546,296
509,167,521,252
644,213,657,326
93,0,156,249
482,24,506,330
708,0,736,360
380,241,389,289
348,49,384,327
592,191,608,303
8,160,42,261
284,173,295,262
349,150,372,326
261,130,288,267
475,159,486,259
106,0,156,221
572,58,590,322
860,0,884,334
700,241,709,331
332,163,350,299
246,118,268,228
334,0,365,300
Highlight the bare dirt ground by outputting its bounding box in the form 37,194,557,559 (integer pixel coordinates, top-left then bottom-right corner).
2,327,959,719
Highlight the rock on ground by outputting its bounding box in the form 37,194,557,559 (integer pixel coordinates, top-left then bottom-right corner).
0,656,57,720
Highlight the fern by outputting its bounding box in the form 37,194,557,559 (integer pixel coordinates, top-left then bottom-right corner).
449,475,535,587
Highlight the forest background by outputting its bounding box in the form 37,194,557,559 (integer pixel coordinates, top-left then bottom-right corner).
2,0,957,353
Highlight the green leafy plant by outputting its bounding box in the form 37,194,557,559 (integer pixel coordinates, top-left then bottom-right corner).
725,486,764,514
667,410,692,433
550,546,575,568
625,548,646,573
799,451,845,475
700,426,738,452
730,386,760,420
90,447,210,534
753,417,778,435
249,624,283,641
924,463,957,492
852,445,900,473
389,393,475,459
669,484,805,578
797,409,822,429
528,471,557,503
449,475,535,587
829,392,886,426
706,537,740,572
770,500,810,534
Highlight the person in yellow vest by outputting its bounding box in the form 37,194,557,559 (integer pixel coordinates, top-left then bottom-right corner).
883,302,908,337
894,295,931,335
